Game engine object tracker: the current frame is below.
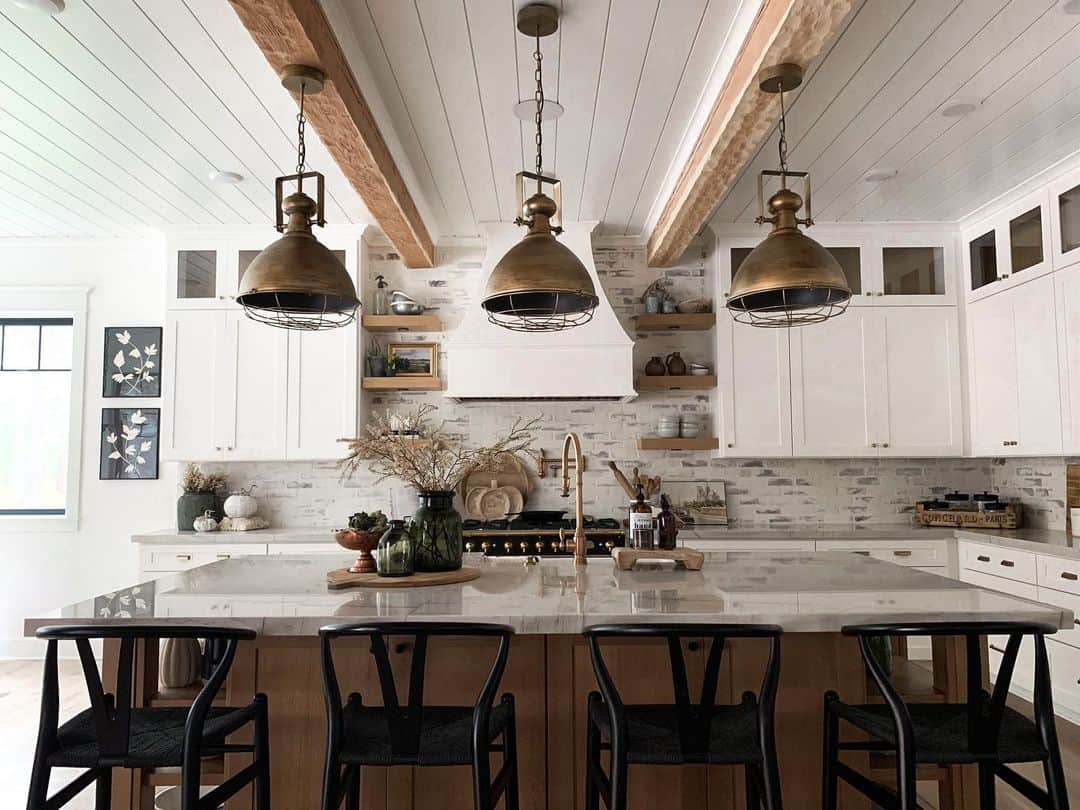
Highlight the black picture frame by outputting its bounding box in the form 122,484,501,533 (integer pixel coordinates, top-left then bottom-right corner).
102,326,163,398
99,407,160,480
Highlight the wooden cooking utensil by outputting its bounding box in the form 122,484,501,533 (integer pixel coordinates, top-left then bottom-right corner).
607,461,637,500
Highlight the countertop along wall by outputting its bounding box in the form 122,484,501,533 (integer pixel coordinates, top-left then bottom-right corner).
0,238,172,656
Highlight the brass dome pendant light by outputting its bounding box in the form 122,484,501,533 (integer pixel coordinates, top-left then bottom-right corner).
727,64,851,328
237,65,359,331
482,4,599,333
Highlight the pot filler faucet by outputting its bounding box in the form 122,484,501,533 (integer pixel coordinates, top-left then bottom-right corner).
559,432,588,566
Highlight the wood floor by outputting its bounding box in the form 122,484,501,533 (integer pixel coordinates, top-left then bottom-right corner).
1,660,1078,810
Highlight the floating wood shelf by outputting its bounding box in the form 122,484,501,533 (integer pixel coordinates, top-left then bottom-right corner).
636,374,716,391
362,376,442,391
362,314,442,332
637,437,719,451
636,313,716,331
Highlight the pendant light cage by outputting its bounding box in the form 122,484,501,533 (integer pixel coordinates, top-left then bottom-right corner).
728,288,850,327
236,65,360,331
485,292,598,332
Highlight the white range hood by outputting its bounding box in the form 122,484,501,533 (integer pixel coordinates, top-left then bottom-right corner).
444,221,636,403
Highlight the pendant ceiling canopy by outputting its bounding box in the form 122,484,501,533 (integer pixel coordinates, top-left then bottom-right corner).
482,4,598,333
237,65,359,331
726,64,851,328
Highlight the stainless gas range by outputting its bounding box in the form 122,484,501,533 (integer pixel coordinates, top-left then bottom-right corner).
462,513,624,557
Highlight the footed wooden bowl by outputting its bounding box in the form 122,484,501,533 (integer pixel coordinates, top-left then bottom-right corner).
334,529,383,573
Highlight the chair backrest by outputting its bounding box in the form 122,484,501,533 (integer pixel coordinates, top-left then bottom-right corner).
842,621,1059,756
583,623,782,758
33,624,254,763
319,622,514,761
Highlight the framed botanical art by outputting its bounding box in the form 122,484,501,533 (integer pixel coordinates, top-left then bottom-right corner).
103,327,162,397
100,408,160,480
388,342,438,377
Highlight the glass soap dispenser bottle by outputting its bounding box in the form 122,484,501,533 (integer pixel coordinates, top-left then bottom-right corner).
373,274,390,316
657,494,678,550
375,519,414,577
628,484,655,550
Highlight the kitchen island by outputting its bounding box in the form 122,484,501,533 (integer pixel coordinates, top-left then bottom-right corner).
26,552,1071,810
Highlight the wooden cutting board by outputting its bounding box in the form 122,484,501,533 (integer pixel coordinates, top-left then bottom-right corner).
327,566,482,589
458,453,531,505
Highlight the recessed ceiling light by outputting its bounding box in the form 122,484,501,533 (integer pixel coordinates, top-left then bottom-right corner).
941,101,978,118
513,99,564,121
1061,0,1080,14
863,168,898,183
209,170,244,185
9,0,64,13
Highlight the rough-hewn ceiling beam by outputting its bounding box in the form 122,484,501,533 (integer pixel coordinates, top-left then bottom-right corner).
230,0,435,268
646,0,853,267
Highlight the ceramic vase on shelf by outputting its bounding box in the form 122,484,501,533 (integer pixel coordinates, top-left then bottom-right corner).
412,491,463,572
160,637,202,688
644,356,666,376
665,352,687,376
177,491,215,531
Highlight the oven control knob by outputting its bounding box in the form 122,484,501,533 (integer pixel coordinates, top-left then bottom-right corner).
604,542,615,551
504,542,514,553
519,541,529,553
534,541,545,553
465,542,475,553
481,542,491,553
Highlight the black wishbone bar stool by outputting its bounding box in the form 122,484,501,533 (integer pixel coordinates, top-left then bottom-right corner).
319,622,519,810
27,624,270,810
584,623,783,810
823,621,1068,810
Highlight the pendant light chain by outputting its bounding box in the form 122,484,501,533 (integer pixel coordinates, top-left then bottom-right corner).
776,86,788,177
533,28,544,193
295,82,308,184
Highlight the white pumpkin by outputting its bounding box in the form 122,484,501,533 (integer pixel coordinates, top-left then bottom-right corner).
224,487,258,519
192,510,218,533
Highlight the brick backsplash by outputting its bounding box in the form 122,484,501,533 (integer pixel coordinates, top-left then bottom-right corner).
197,240,1068,531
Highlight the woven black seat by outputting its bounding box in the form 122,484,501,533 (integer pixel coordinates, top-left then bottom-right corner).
823,621,1068,810
320,622,520,810
587,699,762,765
340,703,512,766
27,625,270,810
584,624,783,810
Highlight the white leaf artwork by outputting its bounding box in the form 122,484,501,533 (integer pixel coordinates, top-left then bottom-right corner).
108,451,122,460
115,330,131,345
103,409,158,480
105,329,162,397
140,440,152,451
113,350,126,369
111,372,125,383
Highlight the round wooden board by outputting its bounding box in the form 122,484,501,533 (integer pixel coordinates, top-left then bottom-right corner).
327,566,482,590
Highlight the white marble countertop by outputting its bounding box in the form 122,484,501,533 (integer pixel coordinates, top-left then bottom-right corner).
131,527,339,545
26,552,1071,637
955,528,1080,560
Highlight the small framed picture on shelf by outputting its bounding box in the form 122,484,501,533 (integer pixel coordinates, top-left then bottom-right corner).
102,326,162,398
664,480,728,526
387,342,438,377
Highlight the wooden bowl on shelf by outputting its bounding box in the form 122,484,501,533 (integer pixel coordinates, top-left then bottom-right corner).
334,529,383,573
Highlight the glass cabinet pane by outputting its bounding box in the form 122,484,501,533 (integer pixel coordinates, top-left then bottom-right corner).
176,250,217,299
1060,183,1080,254
969,231,997,291
882,246,945,296
1009,207,1043,273
730,246,860,295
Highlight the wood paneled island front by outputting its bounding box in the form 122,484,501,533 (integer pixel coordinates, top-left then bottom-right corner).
26,552,1071,810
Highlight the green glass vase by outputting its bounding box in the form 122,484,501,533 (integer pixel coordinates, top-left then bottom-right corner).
375,520,415,577
412,490,463,572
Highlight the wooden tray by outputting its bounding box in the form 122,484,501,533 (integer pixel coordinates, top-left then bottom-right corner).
914,503,1022,529
327,566,482,590
611,547,704,571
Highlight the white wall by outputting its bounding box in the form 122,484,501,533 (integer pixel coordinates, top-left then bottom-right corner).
0,238,172,657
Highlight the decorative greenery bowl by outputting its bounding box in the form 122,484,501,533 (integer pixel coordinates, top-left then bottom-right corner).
334,529,383,574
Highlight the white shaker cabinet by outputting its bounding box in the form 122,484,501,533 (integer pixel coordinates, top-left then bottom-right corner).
967,274,1062,456
162,309,227,460
790,309,876,456
218,311,289,460
286,324,358,460
716,312,793,456
1056,264,1080,452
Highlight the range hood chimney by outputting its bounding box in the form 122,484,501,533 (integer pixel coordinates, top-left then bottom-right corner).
444,221,636,403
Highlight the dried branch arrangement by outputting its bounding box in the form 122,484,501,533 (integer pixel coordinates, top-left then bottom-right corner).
180,463,227,493
339,404,539,492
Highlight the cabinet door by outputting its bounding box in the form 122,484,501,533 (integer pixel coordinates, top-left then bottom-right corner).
965,225,1000,302
1056,265,1080,451
161,309,226,460
717,312,792,456
1050,165,1080,269
876,308,962,456
790,309,876,456
286,323,358,460
218,311,289,460
1012,275,1062,455
967,292,1019,455
872,238,955,306
167,245,238,310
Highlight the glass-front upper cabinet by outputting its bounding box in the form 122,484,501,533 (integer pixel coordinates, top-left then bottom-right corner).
963,189,1052,301
866,233,954,305
1050,165,1080,269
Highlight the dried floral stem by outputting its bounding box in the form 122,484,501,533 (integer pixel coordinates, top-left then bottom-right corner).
339,404,539,492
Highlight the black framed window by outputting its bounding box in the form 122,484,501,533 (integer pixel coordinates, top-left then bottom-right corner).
0,318,74,516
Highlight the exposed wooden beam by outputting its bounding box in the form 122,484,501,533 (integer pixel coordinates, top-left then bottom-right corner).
646,0,853,267
229,0,435,268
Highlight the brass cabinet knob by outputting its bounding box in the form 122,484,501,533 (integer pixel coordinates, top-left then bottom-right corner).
882,443,889,448
465,542,475,553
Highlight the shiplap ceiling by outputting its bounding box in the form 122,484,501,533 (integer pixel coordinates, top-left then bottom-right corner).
330,0,750,238
711,0,1080,226
0,0,370,239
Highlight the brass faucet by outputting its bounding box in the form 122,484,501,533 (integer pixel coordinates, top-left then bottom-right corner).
559,432,588,566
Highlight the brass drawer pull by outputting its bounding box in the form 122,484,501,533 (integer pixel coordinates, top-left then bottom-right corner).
989,644,1006,654
1062,572,1078,581
853,551,871,556
893,550,913,557
1000,560,1015,568
977,555,991,562
1073,619,1079,627
216,553,231,559
175,554,192,561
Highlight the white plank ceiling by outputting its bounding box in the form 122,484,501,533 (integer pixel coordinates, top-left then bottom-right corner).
711,0,1080,226
330,0,748,238
0,0,370,238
